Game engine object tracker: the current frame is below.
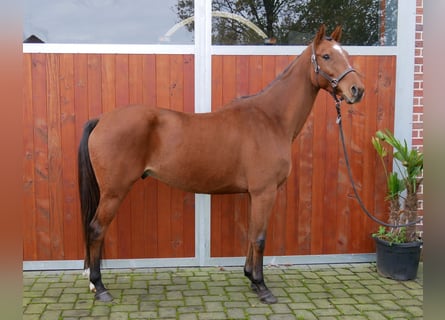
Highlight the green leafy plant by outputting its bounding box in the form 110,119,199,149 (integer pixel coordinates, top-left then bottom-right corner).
372,225,407,245
371,129,423,243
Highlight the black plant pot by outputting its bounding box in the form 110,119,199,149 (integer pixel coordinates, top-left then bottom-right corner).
374,237,422,281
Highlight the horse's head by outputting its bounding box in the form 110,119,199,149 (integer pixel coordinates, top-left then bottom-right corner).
310,25,364,104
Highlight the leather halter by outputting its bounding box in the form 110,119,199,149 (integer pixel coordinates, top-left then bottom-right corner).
310,42,356,101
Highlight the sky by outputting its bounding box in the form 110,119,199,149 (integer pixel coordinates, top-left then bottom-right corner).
23,0,194,44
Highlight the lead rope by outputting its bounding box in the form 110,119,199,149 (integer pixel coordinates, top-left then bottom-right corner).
334,98,423,228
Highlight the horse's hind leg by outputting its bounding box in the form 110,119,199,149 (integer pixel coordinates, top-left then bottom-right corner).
87,194,125,302
244,188,278,304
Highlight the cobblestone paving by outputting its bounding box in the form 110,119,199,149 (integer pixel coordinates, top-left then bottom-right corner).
23,262,423,319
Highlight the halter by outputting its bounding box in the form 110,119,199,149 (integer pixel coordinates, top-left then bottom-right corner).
311,42,356,103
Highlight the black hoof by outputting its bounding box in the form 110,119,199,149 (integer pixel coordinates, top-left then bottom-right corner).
95,290,114,302
258,290,278,304
250,283,278,304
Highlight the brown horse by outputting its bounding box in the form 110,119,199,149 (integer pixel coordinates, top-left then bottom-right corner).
78,25,364,304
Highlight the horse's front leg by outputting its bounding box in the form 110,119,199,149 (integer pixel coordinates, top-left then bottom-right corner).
244,188,278,304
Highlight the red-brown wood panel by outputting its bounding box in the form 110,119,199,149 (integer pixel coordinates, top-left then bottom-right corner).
23,53,195,261
73,54,89,259
59,54,79,260
23,52,395,262
32,53,51,260
23,54,37,260
210,55,396,257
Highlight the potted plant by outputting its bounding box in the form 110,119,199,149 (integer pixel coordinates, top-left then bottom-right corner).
371,129,423,280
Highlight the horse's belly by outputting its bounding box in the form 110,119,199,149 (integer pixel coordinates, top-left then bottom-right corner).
144,162,247,194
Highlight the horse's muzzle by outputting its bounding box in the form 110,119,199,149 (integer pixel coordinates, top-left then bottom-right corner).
345,85,364,104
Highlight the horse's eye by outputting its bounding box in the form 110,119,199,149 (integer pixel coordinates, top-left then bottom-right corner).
322,54,330,60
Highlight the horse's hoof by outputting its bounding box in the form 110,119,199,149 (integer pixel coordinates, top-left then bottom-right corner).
95,290,113,302
250,283,278,304
258,290,278,304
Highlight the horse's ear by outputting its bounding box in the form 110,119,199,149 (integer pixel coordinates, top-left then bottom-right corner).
331,26,342,42
314,24,326,47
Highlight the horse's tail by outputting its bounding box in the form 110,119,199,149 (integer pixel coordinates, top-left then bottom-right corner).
78,118,100,269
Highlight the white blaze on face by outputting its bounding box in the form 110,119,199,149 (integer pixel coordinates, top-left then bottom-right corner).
332,44,350,66
333,44,345,56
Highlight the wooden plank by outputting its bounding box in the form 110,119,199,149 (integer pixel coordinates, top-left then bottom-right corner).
170,188,184,257
221,194,236,257
101,54,117,112
115,54,130,107
157,182,172,258
182,192,195,257
129,179,146,258
129,55,144,105
143,55,157,107
210,195,222,256
211,56,223,111
46,54,64,259
183,55,194,114
23,54,37,260
275,55,292,78
236,56,249,97
86,54,102,119
248,55,263,93
32,53,51,260
221,55,237,106
59,53,80,260
145,178,159,257
74,54,89,142
261,55,276,88
169,54,184,112
73,54,89,259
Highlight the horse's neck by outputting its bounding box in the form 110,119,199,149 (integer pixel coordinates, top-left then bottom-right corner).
257,51,319,141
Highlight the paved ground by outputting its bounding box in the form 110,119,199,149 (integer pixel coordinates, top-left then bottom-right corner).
23,262,423,319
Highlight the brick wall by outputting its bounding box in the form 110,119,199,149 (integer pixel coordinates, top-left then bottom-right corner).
414,0,424,230
413,0,424,151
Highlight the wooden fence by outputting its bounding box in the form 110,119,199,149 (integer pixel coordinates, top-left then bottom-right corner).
23,53,395,262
